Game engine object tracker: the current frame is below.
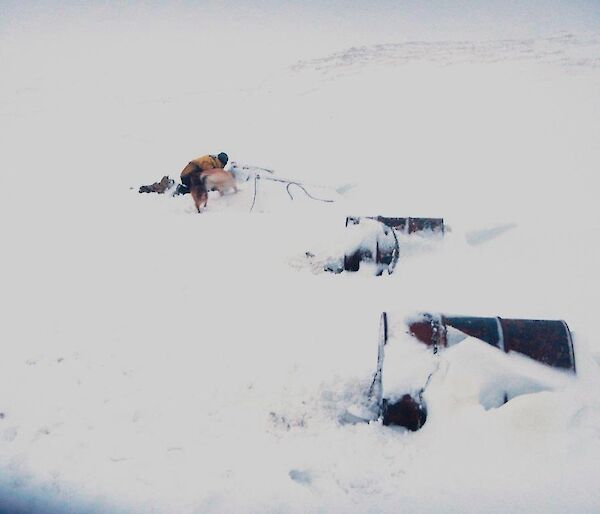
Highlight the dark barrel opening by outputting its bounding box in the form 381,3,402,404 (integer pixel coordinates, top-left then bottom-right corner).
382,395,427,431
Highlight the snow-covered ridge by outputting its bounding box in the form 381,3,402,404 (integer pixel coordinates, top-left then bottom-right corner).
291,33,600,76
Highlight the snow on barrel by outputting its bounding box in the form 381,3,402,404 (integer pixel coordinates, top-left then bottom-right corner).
371,312,576,430
328,216,445,275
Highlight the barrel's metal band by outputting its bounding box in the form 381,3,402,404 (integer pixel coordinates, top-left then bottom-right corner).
495,317,505,353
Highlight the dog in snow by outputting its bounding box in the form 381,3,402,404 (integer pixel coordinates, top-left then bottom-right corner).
189,169,238,213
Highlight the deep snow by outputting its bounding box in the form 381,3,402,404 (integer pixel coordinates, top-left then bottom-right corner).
1,4,600,513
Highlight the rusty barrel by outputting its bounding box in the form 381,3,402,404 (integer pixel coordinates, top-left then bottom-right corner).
346,216,445,234
374,312,576,430
342,216,443,273
407,313,576,372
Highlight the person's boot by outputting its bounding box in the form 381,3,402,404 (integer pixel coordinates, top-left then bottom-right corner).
173,183,190,196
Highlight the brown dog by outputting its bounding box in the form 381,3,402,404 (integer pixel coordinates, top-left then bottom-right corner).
189,172,209,212
201,168,238,195
189,169,237,213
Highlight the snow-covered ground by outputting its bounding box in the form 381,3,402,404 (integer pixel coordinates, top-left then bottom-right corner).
2,3,600,513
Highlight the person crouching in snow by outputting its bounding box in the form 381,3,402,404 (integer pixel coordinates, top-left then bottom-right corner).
174,152,229,195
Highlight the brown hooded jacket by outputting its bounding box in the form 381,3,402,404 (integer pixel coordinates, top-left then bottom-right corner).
180,154,225,186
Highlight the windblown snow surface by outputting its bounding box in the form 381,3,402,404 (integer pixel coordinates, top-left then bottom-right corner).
2,4,600,513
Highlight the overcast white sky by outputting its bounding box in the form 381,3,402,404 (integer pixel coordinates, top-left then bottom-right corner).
2,0,599,44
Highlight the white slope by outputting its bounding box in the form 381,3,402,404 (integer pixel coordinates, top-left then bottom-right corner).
1,12,600,513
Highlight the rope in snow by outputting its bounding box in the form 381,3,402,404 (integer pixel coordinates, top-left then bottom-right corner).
246,164,275,174
249,173,259,213
248,173,335,212
285,182,335,203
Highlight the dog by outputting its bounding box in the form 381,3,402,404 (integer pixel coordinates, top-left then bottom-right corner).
189,172,209,213
189,169,238,213
201,168,238,195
